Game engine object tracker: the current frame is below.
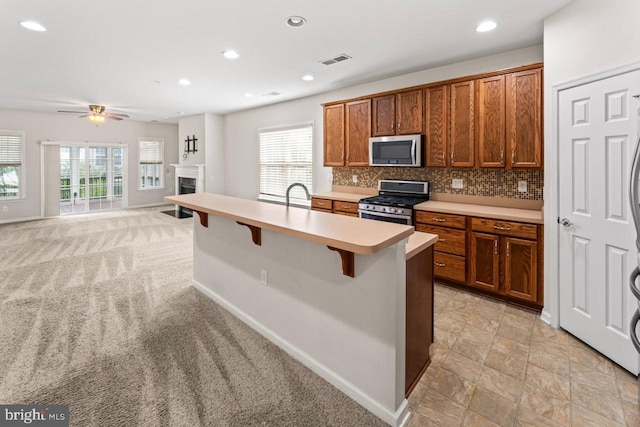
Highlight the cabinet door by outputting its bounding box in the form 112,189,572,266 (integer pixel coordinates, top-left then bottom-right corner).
504,237,538,302
345,99,371,166
450,81,475,167
477,75,506,167
506,69,542,168
396,89,423,135
323,104,345,166
425,85,449,167
470,232,499,292
372,95,396,136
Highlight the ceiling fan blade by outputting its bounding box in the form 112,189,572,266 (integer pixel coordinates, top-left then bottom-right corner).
78,114,91,118
58,110,88,114
106,113,130,118
105,115,123,121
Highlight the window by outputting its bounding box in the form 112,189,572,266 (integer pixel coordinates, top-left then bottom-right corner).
0,130,24,199
138,138,164,189
259,125,313,203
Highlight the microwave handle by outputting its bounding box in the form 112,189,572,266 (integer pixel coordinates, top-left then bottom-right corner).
411,140,416,164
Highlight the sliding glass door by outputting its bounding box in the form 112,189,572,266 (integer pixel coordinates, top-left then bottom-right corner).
60,145,125,215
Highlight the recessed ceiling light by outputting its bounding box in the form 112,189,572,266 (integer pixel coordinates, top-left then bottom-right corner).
20,21,46,32
222,50,240,59
244,93,253,98
302,74,314,81
476,20,497,32
178,78,191,86
286,16,306,28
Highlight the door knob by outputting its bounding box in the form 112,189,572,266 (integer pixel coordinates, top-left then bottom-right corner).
560,218,573,227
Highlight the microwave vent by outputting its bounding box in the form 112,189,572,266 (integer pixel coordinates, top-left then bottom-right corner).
319,54,352,66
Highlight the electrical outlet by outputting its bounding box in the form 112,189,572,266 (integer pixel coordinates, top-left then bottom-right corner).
452,179,463,189
1,206,7,212
352,174,358,184
260,269,268,286
518,180,528,193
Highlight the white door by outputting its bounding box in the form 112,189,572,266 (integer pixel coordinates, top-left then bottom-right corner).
559,70,640,374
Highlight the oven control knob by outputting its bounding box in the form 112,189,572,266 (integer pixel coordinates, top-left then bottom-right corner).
388,207,396,213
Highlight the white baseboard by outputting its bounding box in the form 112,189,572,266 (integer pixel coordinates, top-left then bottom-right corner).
127,202,172,209
0,216,42,225
191,279,409,427
540,309,552,326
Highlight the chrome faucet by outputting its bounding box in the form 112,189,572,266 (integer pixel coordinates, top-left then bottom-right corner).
286,183,311,206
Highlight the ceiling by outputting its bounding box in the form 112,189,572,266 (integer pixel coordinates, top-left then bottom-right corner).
0,0,572,123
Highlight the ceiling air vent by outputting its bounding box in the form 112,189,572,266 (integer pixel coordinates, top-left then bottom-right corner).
262,92,281,97
319,54,352,66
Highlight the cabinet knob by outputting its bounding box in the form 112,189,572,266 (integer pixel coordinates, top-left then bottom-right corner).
501,149,504,163
494,240,498,255
512,149,516,165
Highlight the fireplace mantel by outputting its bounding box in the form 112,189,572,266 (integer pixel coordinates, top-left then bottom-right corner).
171,164,205,194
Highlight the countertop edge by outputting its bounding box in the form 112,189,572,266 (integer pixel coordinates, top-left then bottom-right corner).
414,202,544,225
405,232,438,260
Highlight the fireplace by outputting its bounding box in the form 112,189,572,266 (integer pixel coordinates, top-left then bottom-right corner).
162,164,205,219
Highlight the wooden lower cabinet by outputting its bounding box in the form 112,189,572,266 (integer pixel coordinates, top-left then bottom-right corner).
311,197,360,217
504,237,537,302
417,210,543,307
470,232,500,292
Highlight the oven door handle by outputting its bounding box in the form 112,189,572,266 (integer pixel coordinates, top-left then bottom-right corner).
359,210,412,223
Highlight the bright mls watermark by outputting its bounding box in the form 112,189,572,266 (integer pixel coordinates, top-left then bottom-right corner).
0,405,68,426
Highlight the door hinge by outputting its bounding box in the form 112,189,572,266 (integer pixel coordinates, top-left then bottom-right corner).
557,216,560,224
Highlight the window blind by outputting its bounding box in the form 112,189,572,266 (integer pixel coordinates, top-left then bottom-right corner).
139,139,163,164
259,125,313,200
0,132,23,166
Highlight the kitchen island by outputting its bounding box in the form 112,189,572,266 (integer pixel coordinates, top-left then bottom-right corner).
165,193,437,427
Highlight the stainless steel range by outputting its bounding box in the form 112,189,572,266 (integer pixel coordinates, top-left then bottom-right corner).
358,180,430,225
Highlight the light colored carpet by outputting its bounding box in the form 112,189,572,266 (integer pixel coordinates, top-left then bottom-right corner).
0,208,386,426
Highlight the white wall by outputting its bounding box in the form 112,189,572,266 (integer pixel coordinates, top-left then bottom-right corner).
542,0,640,323
204,113,225,194
223,45,543,200
178,114,206,165
0,109,178,222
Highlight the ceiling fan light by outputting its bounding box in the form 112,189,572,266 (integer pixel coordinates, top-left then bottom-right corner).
89,114,104,123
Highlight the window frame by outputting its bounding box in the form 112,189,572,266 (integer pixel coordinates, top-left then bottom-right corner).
0,130,26,200
257,123,313,207
138,137,164,190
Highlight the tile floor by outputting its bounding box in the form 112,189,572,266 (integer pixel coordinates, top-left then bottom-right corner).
407,283,640,427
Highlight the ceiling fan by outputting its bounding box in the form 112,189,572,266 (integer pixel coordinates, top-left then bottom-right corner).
57,104,129,123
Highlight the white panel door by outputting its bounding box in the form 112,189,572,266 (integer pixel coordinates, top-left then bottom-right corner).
559,70,640,374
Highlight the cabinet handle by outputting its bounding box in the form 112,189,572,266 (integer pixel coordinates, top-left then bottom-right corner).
432,218,446,222
442,151,445,164
451,151,454,164
507,241,511,256
342,205,350,210
317,202,325,206
493,225,511,231
512,149,516,165
439,238,446,242
494,240,498,255
501,149,504,164
435,262,446,267
398,121,401,131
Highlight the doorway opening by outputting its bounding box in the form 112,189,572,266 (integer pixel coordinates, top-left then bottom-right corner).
60,145,125,215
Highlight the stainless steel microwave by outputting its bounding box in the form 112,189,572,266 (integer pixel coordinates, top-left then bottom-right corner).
369,134,422,167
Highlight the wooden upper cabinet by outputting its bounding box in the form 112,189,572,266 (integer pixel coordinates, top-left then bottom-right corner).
477,75,506,168
372,95,396,136
425,85,449,167
323,104,345,166
450,81,475,167
345,99,371,167
506,69,542,168
396,89,423,135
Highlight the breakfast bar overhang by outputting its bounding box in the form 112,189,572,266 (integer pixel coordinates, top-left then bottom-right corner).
165,193,437,426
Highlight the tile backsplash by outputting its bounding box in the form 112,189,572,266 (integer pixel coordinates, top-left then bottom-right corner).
332,167,543,200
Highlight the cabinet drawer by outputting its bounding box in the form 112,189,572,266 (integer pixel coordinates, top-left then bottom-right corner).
434,252,466,283
333,201,359,214
311,198,333,210
416,224,466,256
471,218,537,240
335,211,358,218
415,211,466,229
